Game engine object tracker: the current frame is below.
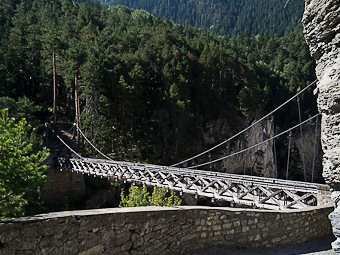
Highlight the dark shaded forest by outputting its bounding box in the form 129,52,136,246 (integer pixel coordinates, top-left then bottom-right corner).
0,0,316,167
98,0,305,37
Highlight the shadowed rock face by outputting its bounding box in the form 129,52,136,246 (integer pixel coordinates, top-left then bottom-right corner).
302,0,340,252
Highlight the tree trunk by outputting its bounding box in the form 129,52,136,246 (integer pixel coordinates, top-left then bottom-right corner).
52,49,57,123
75,75,80,145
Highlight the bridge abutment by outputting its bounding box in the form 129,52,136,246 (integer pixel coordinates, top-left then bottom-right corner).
302,0,340,252
40,168,86,209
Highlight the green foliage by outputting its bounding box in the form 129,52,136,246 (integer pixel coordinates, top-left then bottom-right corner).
149,186,182,207
99,0,304,37
0,109,49,218
0,97,44,128
0,0,316,171
120,185,182,207
120,185,150,207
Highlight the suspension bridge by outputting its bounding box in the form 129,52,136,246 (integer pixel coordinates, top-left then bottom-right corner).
48,80,330,210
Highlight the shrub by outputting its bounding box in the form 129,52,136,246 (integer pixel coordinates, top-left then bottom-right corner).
119,185,182,207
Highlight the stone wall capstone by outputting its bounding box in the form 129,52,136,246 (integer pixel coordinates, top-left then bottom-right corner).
0,205,333,255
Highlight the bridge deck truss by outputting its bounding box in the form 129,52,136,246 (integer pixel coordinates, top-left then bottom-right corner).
57,157,329,210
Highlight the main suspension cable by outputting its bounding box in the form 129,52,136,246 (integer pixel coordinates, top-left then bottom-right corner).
73,123,113,160
187,113,320,169
171,80,318,167
45,123,82,158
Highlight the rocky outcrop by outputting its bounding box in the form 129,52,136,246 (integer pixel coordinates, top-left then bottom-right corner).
294,122,323,182
302,0,340,252
197,115,322,180
198,117,276,177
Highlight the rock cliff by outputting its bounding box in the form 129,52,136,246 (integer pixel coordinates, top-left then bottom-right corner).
196,116,322,181
200,117,277,178
302,0,340,252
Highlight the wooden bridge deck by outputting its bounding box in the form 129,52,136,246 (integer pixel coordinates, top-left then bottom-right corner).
57,157,330,210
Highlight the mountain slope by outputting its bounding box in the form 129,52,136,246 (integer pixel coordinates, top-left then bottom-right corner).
0,1,316,170
98,0,305,36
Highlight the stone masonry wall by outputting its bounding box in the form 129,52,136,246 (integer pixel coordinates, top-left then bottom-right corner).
302,0,340,252
0,205,333,255
40,169,86,210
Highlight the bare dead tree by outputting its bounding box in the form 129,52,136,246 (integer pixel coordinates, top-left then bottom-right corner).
284,0,291,8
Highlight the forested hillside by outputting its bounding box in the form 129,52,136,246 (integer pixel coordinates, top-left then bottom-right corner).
98,0,305,36
0,0,315,167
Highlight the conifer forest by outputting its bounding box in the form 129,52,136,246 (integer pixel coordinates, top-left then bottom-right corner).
0,0,319,215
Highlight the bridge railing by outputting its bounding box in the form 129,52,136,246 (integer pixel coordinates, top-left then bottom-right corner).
57,157,330,210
